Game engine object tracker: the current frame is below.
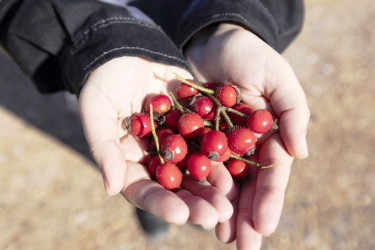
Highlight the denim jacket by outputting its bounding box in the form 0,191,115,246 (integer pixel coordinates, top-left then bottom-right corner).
0,0,304,95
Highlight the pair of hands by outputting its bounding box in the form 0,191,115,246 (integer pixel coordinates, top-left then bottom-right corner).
79,23,309,249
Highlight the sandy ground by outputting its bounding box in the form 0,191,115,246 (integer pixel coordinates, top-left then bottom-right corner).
1,0,374,249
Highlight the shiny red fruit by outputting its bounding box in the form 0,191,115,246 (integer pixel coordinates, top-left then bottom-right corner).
216,84,237,107
187,153,212,180
247,109,274,134
148,155,161,177
216,147,232,162
229,104,253,127
123,113,153,137
161,134,188,163
226,159,248,178
156,163,182,190
191,96,214,117
177,113,205,138
165,109,182,128
176,80,198,99
227,127,256,155
145,94,172,115
201,130,228,161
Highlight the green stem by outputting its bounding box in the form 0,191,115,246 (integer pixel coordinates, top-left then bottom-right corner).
221,109,234,128
169,91,185,114
226,107,248,118
149,104,165,164
174,73,215,95
215,108,221,130
229,154,277,169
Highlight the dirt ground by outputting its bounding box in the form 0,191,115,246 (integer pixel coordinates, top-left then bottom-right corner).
1,0,374,249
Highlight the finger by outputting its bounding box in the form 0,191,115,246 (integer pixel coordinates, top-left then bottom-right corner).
236,168,263,250
207,161,237,201
175,189,219,229
79,90,126,195
253,133,293,236
265,62,310,159
215,182,240,243
122,161,189,225
181,176,233,222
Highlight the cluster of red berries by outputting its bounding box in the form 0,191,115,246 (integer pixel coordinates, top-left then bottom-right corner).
123,75,277,190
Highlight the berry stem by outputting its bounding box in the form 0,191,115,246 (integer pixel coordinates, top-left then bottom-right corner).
226,107,248,118
169,91,185,114
174,73,215,95
221,109,234,128
215,108,221,130
149,104,165,164
229,154,276,169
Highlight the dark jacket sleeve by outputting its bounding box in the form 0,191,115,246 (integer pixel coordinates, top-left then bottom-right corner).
131,0,304,53
0,0,189,95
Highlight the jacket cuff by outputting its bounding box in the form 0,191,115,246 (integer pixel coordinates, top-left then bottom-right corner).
177,0,304,52
62,16,190,95
1,0,189,95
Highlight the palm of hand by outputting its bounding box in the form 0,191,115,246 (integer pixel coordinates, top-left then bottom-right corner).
78,56,234,228
186,24,309,248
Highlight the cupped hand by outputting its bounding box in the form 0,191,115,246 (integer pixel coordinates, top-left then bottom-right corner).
78,56,235,228
185,23,310,248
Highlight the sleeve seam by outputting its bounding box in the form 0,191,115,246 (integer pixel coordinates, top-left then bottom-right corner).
82,46,187,70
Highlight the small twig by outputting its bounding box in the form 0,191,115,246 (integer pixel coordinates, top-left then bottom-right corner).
174,73,215,95
150,104,165,164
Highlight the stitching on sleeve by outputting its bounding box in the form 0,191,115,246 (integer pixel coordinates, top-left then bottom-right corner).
82,46,186,70
73,17,161,47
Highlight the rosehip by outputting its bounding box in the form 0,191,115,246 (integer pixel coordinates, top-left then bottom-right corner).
161,134,188,163
148,155,161,177
123,113,153,137
177,113,205,138
229,104,252,127
227,127,256,155
216,147,232,162
216,84,237,107
145,94,172,115
201,130,228,161
203,82,217,91
165,109,182,128
226,159,248,178
247,109,274,134
176,80,198,99
191,96,214,118
187,153,211,180
156,163,182,190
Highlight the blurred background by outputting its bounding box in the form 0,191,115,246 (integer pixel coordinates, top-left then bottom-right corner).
1,0,374,249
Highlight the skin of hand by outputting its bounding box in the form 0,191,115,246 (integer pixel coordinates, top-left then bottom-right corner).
78,56,236,229
185,23,310,249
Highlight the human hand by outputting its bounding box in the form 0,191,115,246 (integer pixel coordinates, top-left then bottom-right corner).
185,23,310,248
78,56,235,228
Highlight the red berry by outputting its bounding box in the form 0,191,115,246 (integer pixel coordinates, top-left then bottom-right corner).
145,94,172,115
229,104,253,126
191,96,214,117
203,82,217,91
226,159,248,178
176,80,198,99
201,130,228,161
156,163,182,190
216,84,237,107
202,105,217,120
247,109,274,134
187,153,211,180
123,113,153,137
177,113,205,138
148,155,161,177
216,147,232,162
165,109,182,128
161,134,188,163
227,127,255,155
